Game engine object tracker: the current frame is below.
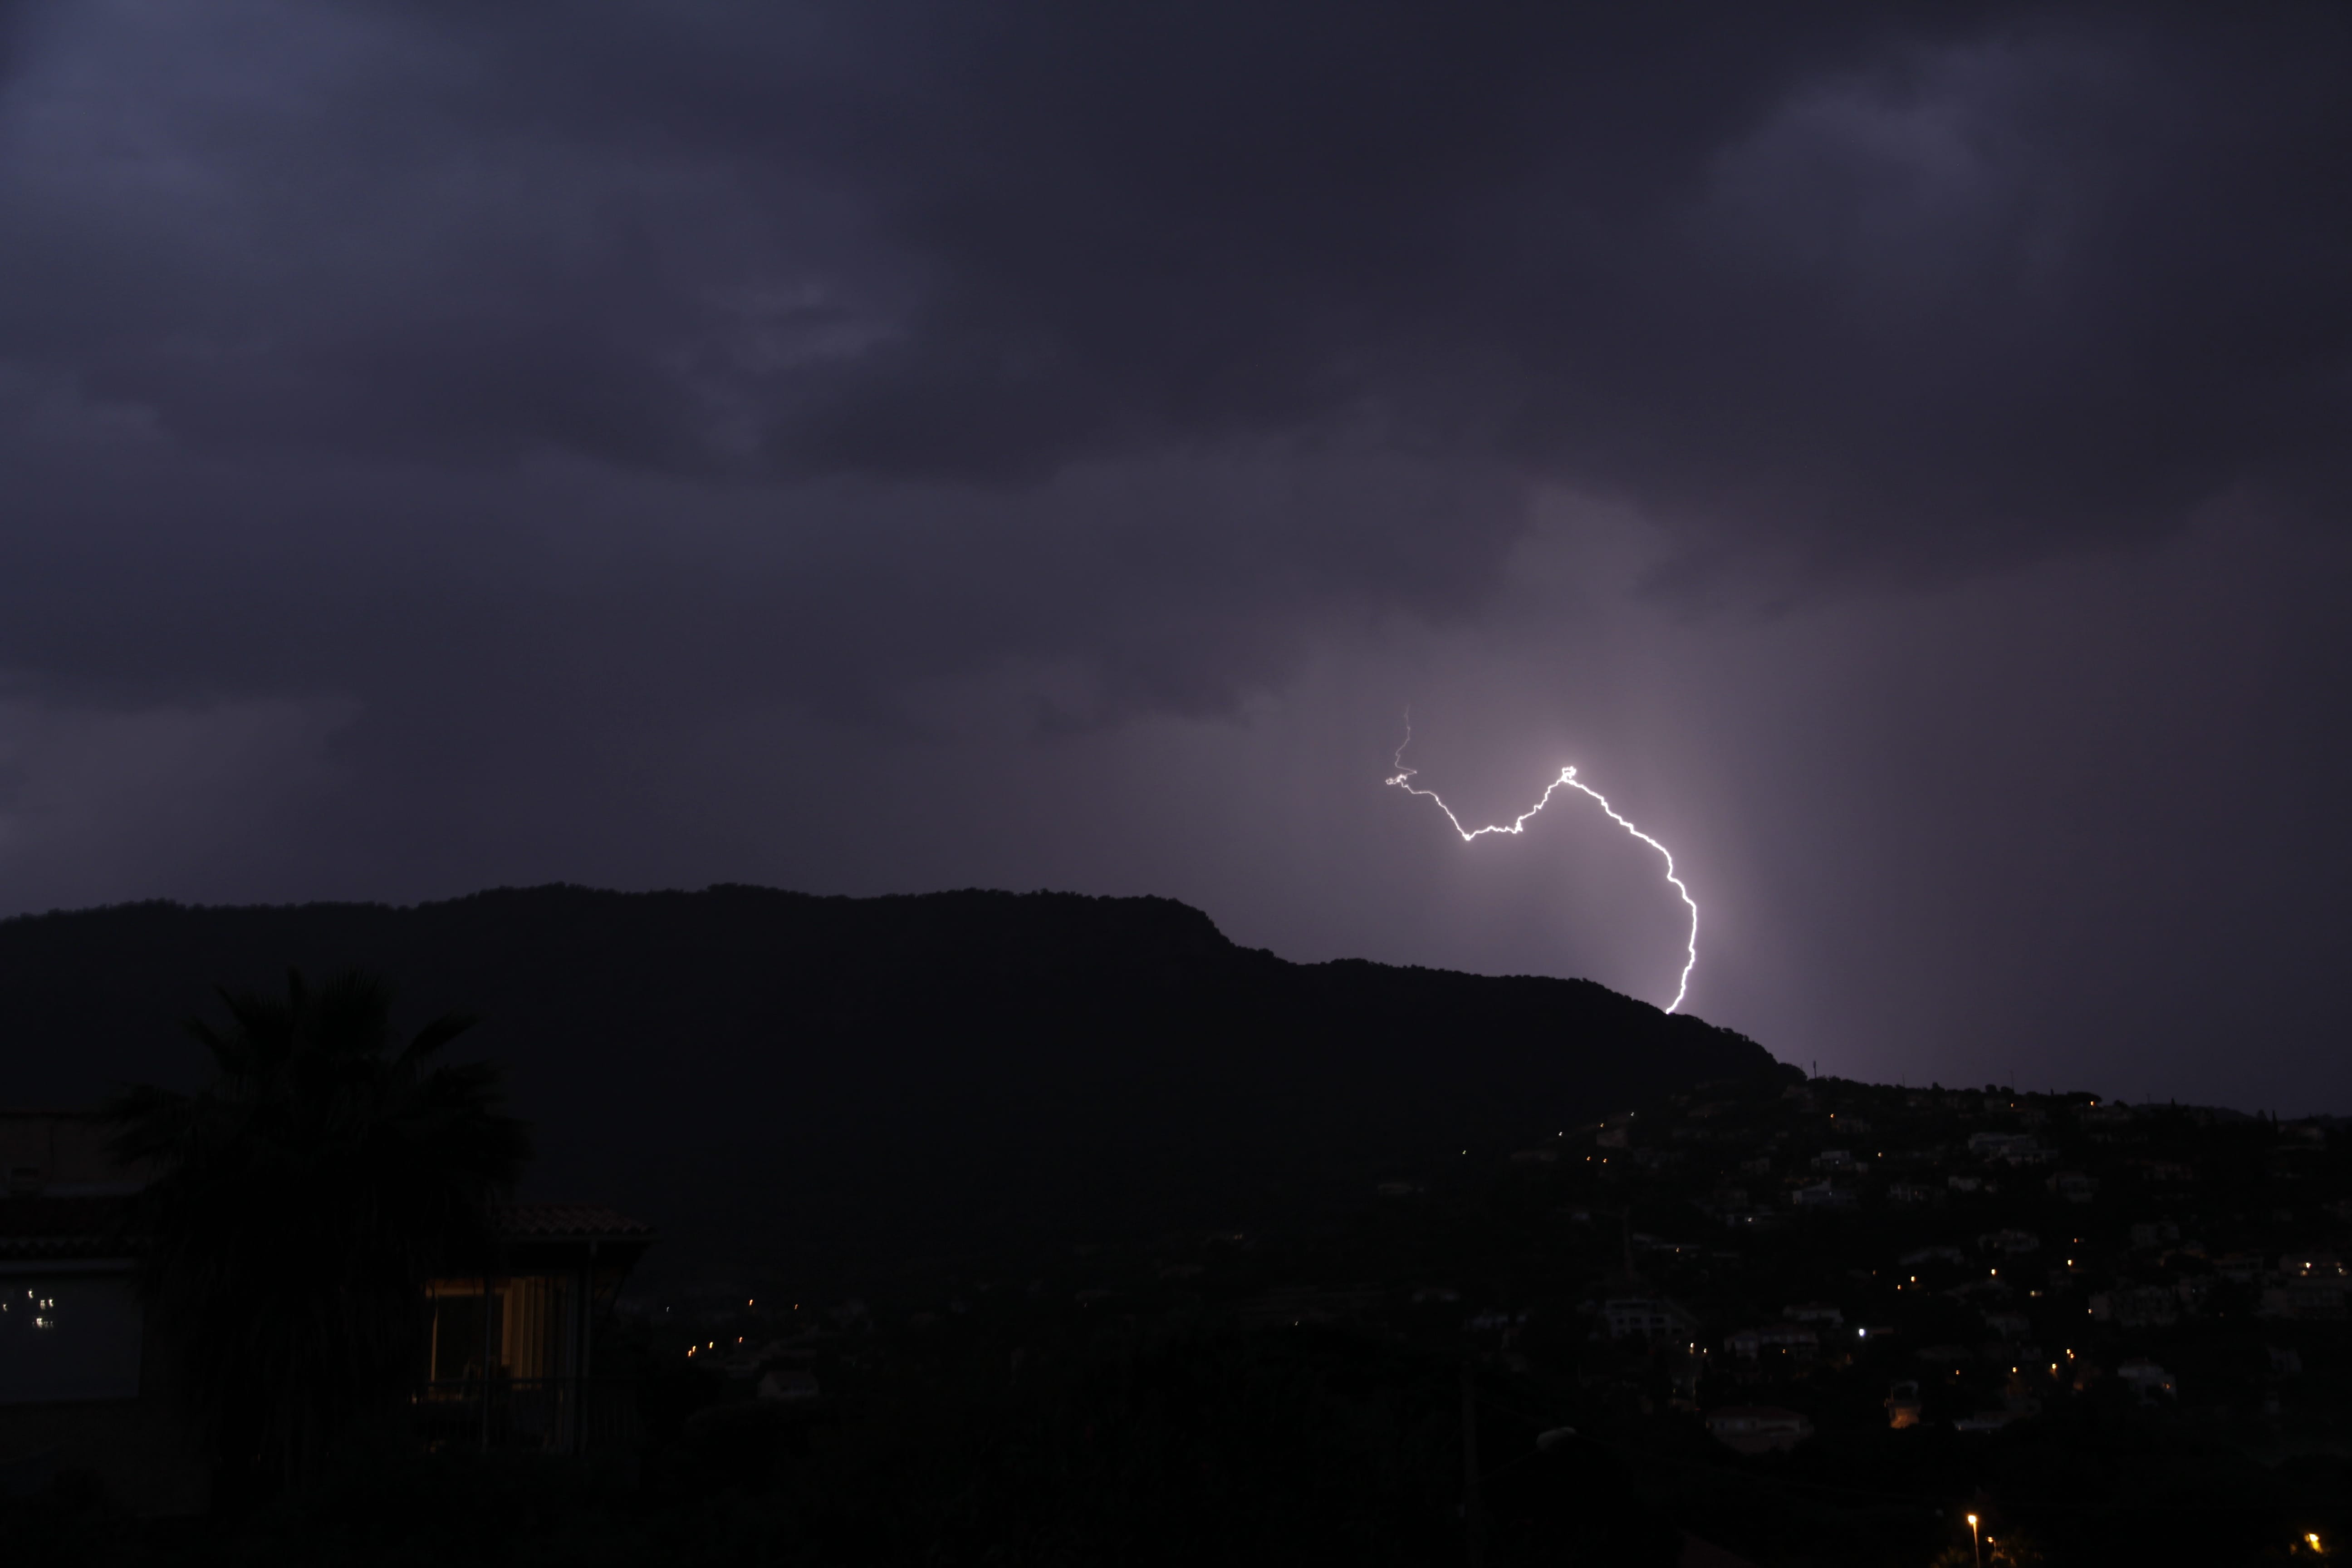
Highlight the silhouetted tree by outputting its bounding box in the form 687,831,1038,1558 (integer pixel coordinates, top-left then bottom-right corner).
105,970,531,1492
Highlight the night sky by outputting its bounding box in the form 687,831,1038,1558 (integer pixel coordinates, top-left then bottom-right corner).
3,4,2349,1112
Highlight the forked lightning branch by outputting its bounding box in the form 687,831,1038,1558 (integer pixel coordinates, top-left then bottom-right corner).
1387,724,1700,1014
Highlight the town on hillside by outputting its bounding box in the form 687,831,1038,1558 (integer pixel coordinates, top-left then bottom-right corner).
637,1072,2350,1563
5,1067,2347,1564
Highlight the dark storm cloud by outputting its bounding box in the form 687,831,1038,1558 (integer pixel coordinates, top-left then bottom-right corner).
4,3,2352,1114
803,2,2352,563
10,2,2348,598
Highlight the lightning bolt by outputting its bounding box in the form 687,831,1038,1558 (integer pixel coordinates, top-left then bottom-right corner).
1387,718,1700,1014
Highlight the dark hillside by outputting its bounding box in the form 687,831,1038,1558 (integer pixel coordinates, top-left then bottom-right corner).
0,886,1786,1284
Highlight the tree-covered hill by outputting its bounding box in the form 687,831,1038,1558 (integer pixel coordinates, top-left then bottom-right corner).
0,885,1787,1285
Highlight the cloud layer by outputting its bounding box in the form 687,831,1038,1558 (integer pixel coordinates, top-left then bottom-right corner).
3,2,2350,1107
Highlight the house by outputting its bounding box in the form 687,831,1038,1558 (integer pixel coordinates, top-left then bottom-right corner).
1,1110,653,1514
1236,1284,1387,1328
1602,1296,1696,1340
0,1111,203,1517
1944,1276,2011,1306
1914,1343,1975,1379
1792,1181,1855,1210
1899,1246,1966,1268
2046,1171,2098,1203
1782,1301,1843,1327
2258,1258,2350,1321
1952,1410,2017,1432
2089,1286,2179,1327
1725,1322,1819,1369
1966,1132,2048,1165
1704,1406,1812,1454
2114,1360,2176,1401
1884,1380,1923,1428
415,1203,655,1456
1976,1229,2040,1255
756,1368,820,1402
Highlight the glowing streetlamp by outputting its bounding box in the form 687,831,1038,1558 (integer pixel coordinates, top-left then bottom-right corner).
1968,1513,1982,1568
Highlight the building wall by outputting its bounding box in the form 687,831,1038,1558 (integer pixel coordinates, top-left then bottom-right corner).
0,1288,209,1517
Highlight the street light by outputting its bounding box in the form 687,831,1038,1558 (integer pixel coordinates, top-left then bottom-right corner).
1968,1513,1982,1568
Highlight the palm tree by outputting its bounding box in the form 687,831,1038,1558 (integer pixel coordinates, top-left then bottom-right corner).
105,970,532,1492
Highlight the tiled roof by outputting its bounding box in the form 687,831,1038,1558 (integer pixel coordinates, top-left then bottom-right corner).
0,1196,651,1254
0,1195,130,1258
489,1202,654,1242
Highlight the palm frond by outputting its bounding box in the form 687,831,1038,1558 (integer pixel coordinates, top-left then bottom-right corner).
107,967,531,1490
399,1009,480,1064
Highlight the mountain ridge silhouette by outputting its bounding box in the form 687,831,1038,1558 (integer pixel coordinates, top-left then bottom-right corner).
0,884,1791,1285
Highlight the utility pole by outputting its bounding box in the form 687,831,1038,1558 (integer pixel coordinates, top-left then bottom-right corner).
1460,1357,1485,1568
